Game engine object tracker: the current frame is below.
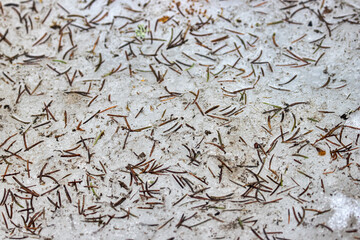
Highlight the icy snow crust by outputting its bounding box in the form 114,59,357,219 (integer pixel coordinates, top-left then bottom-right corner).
0,0,360,239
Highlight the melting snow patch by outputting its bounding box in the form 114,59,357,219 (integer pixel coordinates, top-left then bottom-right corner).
328,193,360,230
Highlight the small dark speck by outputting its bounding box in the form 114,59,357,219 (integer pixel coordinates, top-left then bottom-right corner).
4,105,11,111
308,21,312,27
340,113,349,120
